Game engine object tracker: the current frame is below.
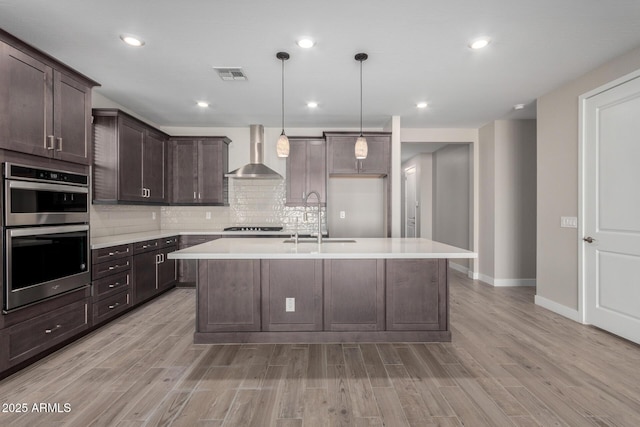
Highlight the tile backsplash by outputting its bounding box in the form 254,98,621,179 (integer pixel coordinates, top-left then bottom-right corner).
92,178,325,236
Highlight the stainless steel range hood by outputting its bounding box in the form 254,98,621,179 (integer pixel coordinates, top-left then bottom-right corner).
225,124,283,179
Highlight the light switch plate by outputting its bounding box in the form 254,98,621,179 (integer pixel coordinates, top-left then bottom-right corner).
285,298,295,312
561,216,578,228
339,211,346,219
206,211,212,220
152,212,156,220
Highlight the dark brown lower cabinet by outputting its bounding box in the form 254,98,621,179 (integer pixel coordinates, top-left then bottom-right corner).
197,259,261,332
324,259,385,331
133,251,158,304
261,259,323,331
194,258,451,343
386,259,447,331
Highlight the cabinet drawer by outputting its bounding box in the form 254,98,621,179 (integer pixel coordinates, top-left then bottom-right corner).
134,239,160,254
4,299,88,365
92,258,131,280
92,244,132,264
159,236,178,249
93,291,131,325
93,271,131,300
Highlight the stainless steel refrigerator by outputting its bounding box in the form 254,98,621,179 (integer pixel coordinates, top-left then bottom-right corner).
327,177,387,238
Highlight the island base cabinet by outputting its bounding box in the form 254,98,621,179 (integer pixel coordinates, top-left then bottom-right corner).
386,259,448,331
324,259,385,331
197,260,261,332
261,260,323,331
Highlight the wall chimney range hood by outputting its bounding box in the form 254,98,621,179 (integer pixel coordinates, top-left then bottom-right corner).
226,124,283,179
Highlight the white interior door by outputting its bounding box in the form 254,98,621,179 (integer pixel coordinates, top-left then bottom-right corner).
583,74,640,344
405,167,417,238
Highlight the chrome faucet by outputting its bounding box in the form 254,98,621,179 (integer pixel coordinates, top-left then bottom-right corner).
303,191,322,244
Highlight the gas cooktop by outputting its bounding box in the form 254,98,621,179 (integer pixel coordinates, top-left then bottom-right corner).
223,226,284,232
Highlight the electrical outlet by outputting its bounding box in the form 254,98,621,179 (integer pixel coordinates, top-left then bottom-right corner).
285,297,295,312
339,211,346,219
206,211,211,220
152,212,156,220
560,216,577,228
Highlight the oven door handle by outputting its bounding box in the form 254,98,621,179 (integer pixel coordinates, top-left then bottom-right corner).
7,224,89,237
8,180,89,193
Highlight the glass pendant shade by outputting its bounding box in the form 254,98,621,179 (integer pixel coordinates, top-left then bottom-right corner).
276,52,290,158
355,135,368,159
277,132,290,158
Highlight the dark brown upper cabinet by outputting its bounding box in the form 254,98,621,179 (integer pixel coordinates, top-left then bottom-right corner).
0,32,98,165
169,137,230,205
92,109,168,204
325,132,391,176
286,137,326,206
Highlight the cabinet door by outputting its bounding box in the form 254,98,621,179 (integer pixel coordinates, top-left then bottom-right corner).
324,259,385,331
133,251,157,304
327,136,359,174
261,260,323,331
357,135,390,175
144,130,167,202
197,260,261,332
285,139,308,205
171,139,197,203
118,118,145,201
386,259,447,331
306,139,326,203
198,139,226,204
53,71,91,165
0,43,53,158
157,247,177,291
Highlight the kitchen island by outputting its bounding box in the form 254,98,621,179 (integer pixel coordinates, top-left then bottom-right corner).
168,237,476,343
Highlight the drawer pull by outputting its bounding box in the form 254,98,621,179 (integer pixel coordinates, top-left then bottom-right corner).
108,282,120,288
108,303,120,310
108,251,118,256
108,264,119,270
45,324,62,334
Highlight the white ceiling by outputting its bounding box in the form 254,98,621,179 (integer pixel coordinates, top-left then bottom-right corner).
1,0,640,130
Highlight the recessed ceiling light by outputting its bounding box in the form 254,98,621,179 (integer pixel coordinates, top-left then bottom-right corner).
197,101,209,108
416,102,428,109
297,38,315,48
514,103,525,110
120,34,145,47
307,102,318,108
469,38,490,50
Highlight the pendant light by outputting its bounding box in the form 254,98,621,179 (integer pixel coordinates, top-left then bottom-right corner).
276,51,290,158
355,52,368,159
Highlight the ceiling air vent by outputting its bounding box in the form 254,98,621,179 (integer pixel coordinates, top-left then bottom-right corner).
213,67,247,81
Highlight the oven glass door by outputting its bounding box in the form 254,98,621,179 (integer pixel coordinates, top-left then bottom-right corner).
5,180,89,226
5,225,90,311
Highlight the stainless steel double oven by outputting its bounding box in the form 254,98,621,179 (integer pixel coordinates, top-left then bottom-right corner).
3,163,90,311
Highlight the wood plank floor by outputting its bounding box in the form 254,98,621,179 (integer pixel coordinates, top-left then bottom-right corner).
1,270,639,426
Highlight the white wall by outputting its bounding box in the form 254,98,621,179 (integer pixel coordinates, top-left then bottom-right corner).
537,45,640,312
433,144,471,269
478,119,536,286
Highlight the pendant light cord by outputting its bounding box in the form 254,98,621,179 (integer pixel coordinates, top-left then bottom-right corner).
359,59,363,136
281,57,285,134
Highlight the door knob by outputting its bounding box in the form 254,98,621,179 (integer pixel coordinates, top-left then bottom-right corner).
583,236,595,243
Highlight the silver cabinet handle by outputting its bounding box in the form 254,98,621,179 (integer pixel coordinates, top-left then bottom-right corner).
108,264,118,270
45,324,62,334
56,137,63,151
194,191,197,199
198,192,201,199
108,282,121,288
46,135,55,150
108,303,120,310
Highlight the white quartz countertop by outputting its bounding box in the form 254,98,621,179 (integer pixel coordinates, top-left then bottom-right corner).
90,230,291,249
167,237,477,260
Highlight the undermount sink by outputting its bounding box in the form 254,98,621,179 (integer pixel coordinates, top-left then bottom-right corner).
282,238,356,244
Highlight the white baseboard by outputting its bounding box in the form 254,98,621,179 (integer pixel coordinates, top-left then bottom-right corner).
477,274,536,287
534,295,582,323
449,262,468,274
